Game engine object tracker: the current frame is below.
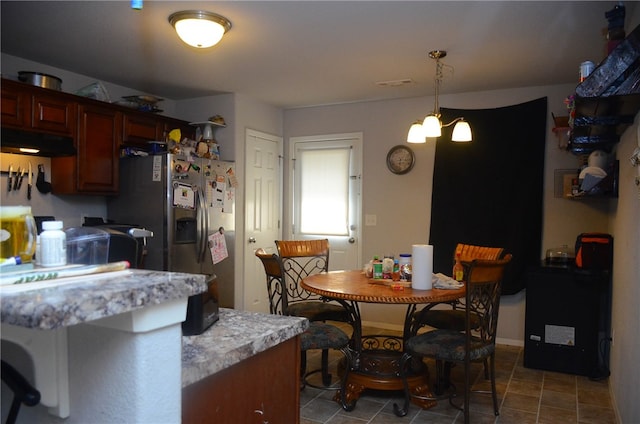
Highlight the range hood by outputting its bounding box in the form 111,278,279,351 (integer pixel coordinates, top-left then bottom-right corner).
1,128,76,157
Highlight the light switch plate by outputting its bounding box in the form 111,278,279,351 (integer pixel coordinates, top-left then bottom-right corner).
365,214,377,226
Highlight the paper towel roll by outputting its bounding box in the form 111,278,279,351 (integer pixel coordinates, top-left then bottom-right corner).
412,244,433,290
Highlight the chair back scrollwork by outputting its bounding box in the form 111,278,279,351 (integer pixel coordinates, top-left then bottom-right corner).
275,239,330,314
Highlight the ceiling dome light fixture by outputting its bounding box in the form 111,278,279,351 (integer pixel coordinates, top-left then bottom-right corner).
407,50,472,144
168,10,231,49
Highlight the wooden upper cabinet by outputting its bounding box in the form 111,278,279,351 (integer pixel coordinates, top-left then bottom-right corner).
52,104,121,195
123,113,162,147
77,104,121,193
162,118,196,142
2,78,196,194
1,82,31,128
31,93,76,136
1,79,76,135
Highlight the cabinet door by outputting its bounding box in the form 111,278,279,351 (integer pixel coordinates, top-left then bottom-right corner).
78,104,121,193
182,336,300,423
53,104,121,194
32,94,76,135
161,118,196,142
123,113,162,147
1,83,31,128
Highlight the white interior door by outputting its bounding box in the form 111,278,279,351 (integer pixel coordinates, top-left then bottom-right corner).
244,129,283,313
289,133,362,271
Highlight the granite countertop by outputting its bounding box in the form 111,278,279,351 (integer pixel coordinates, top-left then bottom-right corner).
182,308,309,387
0,269,207,330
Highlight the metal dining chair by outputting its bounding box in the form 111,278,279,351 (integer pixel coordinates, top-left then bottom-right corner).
274,239,350,321
254,248,286,316
394,255,512,423
275,240,353,385
410,243,506,335
299,322,352,391
255,248,349,388
409,243,505,393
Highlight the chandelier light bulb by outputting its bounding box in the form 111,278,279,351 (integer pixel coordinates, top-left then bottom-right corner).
422,115,442,138
407,122,426,143
451,120,472,142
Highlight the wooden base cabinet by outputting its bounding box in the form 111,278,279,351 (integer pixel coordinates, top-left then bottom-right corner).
182,336,301,424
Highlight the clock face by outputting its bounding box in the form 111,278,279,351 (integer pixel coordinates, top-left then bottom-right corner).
386,145,415,174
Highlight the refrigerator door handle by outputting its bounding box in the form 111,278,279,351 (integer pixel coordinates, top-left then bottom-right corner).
196,185,209,263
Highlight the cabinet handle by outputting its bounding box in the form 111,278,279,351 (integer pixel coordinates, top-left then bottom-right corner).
253,408,269,423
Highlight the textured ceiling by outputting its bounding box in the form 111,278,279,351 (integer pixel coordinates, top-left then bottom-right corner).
1,1,636,108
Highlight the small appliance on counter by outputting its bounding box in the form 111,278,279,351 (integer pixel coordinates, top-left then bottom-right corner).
182,275,219,336
82,217,153,269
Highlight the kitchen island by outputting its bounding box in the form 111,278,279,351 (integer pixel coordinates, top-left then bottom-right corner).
182,308,308,423
1,269,307,423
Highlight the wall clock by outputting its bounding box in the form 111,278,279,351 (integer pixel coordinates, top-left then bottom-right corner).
386,145,415,174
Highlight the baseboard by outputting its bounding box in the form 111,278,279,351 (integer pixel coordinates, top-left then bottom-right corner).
496,337,524,347
361,320,525,348
360,320,403,332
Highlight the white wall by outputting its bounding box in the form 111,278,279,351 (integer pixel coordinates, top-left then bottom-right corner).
283,83,613,343
608,115,640,423
0,154,107,227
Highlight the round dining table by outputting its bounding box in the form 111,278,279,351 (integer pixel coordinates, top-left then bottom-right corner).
301,269,465,410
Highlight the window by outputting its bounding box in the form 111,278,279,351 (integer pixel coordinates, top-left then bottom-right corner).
297,147,350,235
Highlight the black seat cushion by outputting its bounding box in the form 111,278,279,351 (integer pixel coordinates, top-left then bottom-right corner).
300,322,350,351
405,329,495,362
288,301,350,322
416,309,480,332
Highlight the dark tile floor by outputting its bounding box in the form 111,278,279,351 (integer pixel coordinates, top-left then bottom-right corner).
300,324,616,424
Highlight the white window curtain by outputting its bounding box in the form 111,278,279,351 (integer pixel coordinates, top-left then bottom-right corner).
298,148,350,235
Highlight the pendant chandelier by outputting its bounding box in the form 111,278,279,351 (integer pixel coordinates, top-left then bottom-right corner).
407,50,472,143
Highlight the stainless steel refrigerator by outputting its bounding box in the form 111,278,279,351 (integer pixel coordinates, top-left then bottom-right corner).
107,154,235,308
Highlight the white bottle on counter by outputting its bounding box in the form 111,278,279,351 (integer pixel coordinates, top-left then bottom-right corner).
40,221,67,267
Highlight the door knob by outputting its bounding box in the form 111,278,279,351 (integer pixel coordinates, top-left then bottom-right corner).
248,237,257,243
348,237,355,244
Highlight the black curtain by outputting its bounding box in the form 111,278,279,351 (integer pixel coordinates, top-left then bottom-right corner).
429,97,547,295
